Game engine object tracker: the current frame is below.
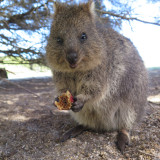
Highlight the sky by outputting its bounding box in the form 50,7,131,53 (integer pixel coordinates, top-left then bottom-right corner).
122,21,160,68
104,0,160,68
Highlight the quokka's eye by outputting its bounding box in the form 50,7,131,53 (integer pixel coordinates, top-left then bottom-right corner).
80,32,87,42
56,37,63,45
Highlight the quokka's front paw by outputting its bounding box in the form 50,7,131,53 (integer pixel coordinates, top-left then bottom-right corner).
71,97,84,112
53,96,59,107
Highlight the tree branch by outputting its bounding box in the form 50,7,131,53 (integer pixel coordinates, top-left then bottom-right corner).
8,3,49,24
0,78,40,97
97,10,160,26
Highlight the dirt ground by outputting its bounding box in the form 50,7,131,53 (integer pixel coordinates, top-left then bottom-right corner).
0,68,160,160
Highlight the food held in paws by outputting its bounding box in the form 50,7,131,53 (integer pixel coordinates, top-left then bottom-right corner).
55,91,74,110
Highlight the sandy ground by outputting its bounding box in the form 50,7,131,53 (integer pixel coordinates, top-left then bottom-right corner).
0,68,160,160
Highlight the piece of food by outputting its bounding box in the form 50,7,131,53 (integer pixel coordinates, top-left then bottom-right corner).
55,91,74,110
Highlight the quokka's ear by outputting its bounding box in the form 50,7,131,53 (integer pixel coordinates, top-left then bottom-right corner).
88,0,96,17
83,0,96,18
53,1,65,15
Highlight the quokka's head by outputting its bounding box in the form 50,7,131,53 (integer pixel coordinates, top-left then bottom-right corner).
46,1,105,72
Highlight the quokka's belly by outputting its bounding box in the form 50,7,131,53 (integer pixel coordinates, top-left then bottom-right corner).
70,102,136,131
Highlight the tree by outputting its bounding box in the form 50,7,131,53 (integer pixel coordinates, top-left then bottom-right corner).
0,0,53,65
0,0,159,65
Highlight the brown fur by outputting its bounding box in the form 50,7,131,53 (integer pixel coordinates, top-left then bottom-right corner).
46,1,148,152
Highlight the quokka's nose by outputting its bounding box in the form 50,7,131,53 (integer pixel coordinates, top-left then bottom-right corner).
66,52,78,65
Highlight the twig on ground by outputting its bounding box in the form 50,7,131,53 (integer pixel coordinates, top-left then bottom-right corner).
5,70,16,75
0,78,40,97
0,86,11,90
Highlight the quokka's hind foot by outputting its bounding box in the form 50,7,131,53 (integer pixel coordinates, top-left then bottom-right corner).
116,129,130,154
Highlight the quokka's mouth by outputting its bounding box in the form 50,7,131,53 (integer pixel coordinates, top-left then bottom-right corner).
69,63,77,69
